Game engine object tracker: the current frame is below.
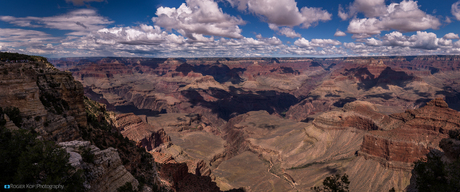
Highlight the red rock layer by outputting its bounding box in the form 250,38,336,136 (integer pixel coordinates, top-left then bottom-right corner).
116,113,171,151
359,98,460,167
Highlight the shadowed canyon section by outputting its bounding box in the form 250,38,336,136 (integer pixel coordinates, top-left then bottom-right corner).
49,55,460,191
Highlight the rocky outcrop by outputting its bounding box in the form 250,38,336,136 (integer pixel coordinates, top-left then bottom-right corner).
359,98,460,169
59,141,139,192
158,162,222,192
116,113,171,151
0,60,85,141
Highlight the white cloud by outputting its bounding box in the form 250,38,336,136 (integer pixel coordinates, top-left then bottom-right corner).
0,9,113,36
364,38,382,46
338,5,349,20
334,30,347,37
453,1,460,21
454,40,460,48
152,0,245,39
339,0,387,20
65,0,104,6
51,24,290,57
345,0,441,38
93,24,187,45
443,33,460,39
374,31,452,50
294,38,341,49
0,28,73,55
278,27,301,38
227,0,331,29
0,28,58,48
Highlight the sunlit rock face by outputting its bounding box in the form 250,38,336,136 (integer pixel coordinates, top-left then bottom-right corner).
49,55,460,191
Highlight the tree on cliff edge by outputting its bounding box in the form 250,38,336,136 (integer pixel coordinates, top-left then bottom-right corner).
412,129,460,192
312,173,350,192
0,125,85,191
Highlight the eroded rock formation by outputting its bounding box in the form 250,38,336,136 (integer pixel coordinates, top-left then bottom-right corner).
59,141,139,192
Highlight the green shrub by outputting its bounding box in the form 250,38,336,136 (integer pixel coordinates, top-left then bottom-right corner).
413,154,460,192
449,129,460,140
79,146,95,164
117,182,137,192
0,107,6,127
0,126,85,191
312,174,350,192
3,106,22,127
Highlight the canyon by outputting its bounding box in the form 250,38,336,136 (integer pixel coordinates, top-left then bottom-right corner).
48,55,460,191
1,54,459,191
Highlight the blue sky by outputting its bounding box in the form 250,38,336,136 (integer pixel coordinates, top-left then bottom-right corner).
0,0,460,58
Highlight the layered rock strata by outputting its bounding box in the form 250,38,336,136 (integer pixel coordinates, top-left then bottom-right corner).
0,60,85,141
59,141,139,192
359,98,460,169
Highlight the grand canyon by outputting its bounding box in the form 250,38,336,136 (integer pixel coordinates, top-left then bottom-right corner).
2,0,460,191
2,53,460,191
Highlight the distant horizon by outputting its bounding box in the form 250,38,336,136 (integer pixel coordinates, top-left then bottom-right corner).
4,51,460,60
1,0,460,58
45,54,460,59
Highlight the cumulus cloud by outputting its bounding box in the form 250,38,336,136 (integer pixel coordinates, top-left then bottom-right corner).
345,0,441,38
368,31,452,50
453,1,460,20
334,30,347,37
52,23,290,57
443,33,459,39
65,0,104,6
268,27,301,38
338,5,349,20
339,0,386,20
0,9,113,36
226,0,331,30
152,0,245,39
278,28,301,38
93,24,187,45
294,38,341,49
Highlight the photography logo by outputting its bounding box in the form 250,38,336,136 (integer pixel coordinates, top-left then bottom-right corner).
4,184,10,189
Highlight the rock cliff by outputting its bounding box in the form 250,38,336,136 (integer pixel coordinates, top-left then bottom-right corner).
59,141,139,192
0,59,85,141
0,54,166,192
359,98,460,169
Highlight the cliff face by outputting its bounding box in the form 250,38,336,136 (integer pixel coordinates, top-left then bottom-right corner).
359,98,460,169
116,113,171,151
0,56,162,192
0,60,85,141
59,141,139,192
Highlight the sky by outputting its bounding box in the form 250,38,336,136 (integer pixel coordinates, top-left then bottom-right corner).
0,0,460,58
